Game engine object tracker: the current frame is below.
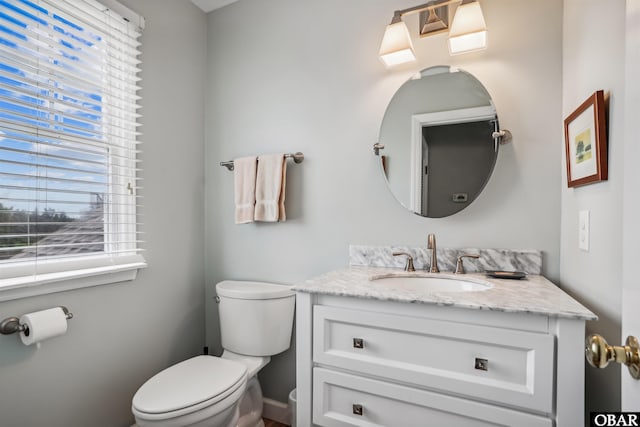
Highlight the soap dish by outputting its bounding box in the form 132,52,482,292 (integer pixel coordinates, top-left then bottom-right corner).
485,270,527,280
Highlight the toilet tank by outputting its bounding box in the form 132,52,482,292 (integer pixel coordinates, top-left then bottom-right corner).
216,280,295,356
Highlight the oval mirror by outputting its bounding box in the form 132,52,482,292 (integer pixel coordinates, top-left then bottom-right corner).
377,65,503,218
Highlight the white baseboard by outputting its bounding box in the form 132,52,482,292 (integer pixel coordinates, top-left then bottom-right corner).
263,397,291,425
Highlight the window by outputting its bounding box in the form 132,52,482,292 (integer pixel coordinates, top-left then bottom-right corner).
0,0,145,300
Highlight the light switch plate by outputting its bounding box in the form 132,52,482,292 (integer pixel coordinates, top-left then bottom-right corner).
579,210,590,252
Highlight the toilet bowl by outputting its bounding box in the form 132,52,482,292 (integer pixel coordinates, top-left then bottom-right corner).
132,356,247,427
132,281,295,427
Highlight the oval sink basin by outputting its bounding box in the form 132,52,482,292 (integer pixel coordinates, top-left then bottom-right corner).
369,275,492,293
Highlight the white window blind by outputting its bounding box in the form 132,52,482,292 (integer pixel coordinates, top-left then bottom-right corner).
0,0,145,296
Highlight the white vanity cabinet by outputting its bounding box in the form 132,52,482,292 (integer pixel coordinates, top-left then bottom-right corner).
296,285,590,427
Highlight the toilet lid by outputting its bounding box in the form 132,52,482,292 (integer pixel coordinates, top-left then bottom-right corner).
216,280,294,300
132,355,247,414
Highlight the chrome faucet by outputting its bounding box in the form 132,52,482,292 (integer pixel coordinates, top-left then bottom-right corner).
427,234,439,273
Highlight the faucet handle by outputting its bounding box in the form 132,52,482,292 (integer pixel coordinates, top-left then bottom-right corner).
392,252,415,272
455,254,480,274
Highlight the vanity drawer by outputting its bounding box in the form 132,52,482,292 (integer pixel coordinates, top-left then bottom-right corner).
313,368,553,427
313,305,554,414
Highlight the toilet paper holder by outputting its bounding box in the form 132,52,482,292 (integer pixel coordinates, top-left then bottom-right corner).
0,306,73,335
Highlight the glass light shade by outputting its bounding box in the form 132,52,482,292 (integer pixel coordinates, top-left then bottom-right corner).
448,1,487,55
379,21,416,67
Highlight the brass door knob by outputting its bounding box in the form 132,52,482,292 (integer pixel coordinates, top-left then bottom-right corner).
585,334,640,379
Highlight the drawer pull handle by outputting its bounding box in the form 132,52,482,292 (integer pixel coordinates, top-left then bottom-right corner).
352,404,363,416
353,338,364,349
475,357,488,371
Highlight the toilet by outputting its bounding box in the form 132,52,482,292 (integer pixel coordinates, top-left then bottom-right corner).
131,281,295,427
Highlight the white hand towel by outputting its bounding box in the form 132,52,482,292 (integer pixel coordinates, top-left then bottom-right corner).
255,154,286,222
234,156,257,224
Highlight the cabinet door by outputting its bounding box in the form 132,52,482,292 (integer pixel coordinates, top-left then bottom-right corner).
313,305,554,413
313,368,553,427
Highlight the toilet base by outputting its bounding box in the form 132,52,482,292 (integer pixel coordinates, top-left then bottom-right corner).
237,376,264,427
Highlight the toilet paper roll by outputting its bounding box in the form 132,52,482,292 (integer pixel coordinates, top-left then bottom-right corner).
19,307,68,346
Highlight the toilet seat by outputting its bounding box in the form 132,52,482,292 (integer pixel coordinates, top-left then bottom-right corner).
132,355,247,422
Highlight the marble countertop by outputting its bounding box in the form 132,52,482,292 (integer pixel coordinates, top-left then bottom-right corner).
293,266,597,321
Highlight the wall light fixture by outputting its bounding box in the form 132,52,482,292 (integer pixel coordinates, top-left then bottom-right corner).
378,0,487,67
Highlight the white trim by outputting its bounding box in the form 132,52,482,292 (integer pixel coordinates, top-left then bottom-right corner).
410,105,498,213
262,397,291,425
410,117,423,213
0,257,146,302
412,105,497,128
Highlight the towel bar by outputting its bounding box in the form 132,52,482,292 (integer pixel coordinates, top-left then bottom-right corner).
220,152,304,171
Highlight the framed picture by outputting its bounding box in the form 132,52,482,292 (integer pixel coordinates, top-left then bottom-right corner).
564,90,608,187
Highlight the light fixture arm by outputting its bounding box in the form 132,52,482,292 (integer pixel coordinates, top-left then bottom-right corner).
390,12,403,25
391,0,460,23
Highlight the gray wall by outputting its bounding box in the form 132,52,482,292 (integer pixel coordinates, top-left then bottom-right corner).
205,0,563,403
560,0,626,414
0,1,207,426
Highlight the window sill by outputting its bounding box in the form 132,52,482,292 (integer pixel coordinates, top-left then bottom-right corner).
0,259,147,302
